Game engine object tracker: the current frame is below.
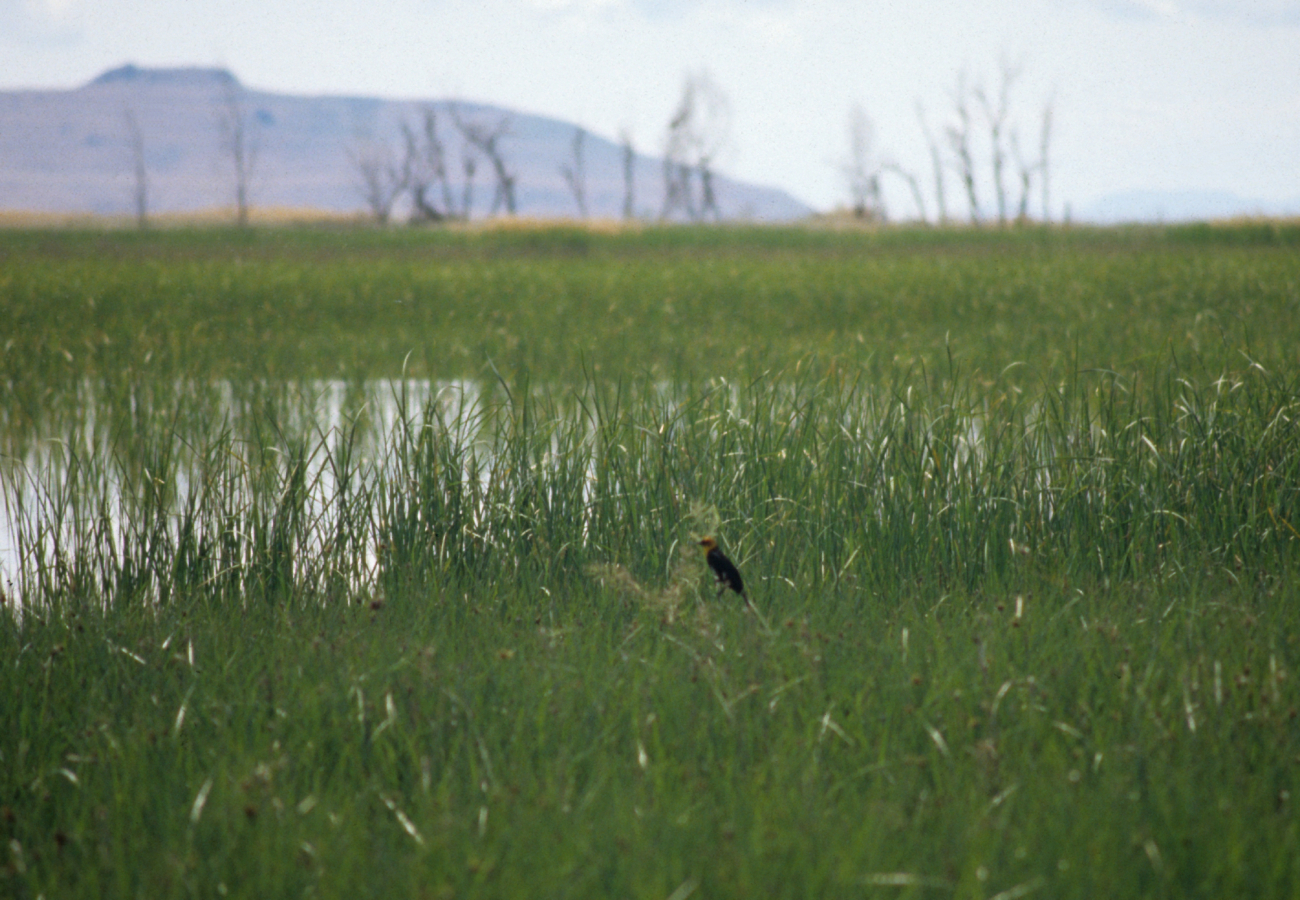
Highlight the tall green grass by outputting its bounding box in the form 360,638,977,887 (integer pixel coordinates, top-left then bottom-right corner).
2,224,1298,898
4,224,1298,395
8,362,1297,612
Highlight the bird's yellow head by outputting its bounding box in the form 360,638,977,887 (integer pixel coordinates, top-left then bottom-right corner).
699,537,718,552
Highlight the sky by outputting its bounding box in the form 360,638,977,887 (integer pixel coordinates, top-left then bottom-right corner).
3,0,1299,218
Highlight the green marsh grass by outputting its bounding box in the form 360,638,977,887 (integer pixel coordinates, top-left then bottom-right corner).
2,224,1299,898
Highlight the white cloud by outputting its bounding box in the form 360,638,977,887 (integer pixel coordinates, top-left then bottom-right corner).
1079,0,1300,24
4,0,83,45
22,0,80,21
1187,0,1300,25
524,0,626,11
738,5,808,46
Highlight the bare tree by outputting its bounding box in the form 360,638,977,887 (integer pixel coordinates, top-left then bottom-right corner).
916,102,948,224
872,64,1056,228
560,127,587,218
400,106,486,222
124,108,148,229
946,74,980,224
457,149,478,218
660,71,731,221
460,146,478,218
975,60,1020,225
661,89,695,220
619,128,636,220
660,159,690,220
1007,95,1055,225
404,111,444,222
1010,130,1035,224
403,122,437,223
841,103,885,221
431,110,461,219
452,107,516,215
1038,100,1054,222
217,79,259,227
689,72,730,221
350,134,411,225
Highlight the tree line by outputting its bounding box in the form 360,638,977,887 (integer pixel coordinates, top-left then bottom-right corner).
843,60,1056,225
114,64,1054,228
345,69,733,226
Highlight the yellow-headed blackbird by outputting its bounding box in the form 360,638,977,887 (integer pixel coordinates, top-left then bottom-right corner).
700,537,774,634
699,537,748,602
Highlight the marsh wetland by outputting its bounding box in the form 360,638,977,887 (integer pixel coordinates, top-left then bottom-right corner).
2,223,1298,898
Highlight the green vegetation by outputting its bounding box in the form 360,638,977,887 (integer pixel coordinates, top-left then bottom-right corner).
2,223,1298,898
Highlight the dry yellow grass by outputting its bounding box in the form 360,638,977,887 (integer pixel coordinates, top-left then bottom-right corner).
0,206,362,229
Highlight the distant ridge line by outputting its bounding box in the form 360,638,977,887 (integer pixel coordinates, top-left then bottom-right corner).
90,64,239,88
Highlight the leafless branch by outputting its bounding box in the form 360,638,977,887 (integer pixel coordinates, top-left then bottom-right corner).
883,163,927,223
452,106,516,215
349,134,411,225
974,59,1020,225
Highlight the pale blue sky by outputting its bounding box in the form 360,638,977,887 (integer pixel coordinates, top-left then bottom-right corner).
3,0,1298,216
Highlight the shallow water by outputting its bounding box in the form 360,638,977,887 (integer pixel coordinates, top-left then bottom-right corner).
1,377,489,599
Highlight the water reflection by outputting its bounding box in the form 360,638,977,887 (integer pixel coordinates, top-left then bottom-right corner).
1,378,487,598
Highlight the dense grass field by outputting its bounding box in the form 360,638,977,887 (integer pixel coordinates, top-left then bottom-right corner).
2,222,1299,898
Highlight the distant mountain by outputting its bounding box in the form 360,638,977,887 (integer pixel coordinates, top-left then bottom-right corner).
1078,189,1300,224
0,65,810,222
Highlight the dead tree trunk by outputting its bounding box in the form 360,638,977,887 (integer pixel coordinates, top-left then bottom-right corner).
484,145,516,215
975,61,1019,226
404,110,452,222
842,103,884,221
916,103,947,225
426,109,459,219
698,156,720,221
124,108,148,229
661,101,693,220
218,79,258,227
460,151,477,219
620,129,636,220
946,76,980,224
452,107,515,215
1039,102,1054,223
1010,130,1035,224
560,127,588,218
661,71,730,222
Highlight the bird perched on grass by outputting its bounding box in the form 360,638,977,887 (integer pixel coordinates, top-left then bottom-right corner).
699,536,747,602
699,536,773,634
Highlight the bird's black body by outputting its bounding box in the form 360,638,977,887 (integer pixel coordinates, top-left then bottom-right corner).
698,536,774,634
699,537,746,600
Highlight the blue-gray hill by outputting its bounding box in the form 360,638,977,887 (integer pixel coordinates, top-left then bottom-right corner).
0,65,810,221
